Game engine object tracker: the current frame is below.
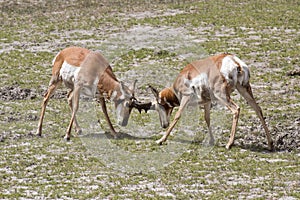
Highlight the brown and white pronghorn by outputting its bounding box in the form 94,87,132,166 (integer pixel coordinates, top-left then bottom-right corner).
148,53,273,150
36,46,137,140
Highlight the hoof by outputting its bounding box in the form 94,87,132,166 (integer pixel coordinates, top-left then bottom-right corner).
155,139,164,145
226,140,234,149
111,133,119,139
64,136,71,141
36,130,42,137
225,144,231,150
268,142,274,151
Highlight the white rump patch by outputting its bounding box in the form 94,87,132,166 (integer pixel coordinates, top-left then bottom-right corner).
220,55,238,85
232,55,250,85
232,55,247,67
59,61,80,89
220,55,250,86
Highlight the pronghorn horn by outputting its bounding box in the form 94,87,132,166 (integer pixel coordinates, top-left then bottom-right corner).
119,81,126,99
131,100,152,113
131,80,138,96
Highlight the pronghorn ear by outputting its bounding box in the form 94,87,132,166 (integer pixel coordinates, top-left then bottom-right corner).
148,85,160,101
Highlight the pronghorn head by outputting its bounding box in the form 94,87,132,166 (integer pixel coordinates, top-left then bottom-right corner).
129,85,179,129
147,85,179,128
112,80,137,127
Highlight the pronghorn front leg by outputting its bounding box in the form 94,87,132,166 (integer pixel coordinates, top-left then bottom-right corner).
98,97,118,138
67,90,82,135
65,86,81,140
204,103,214,145
156,96,190,145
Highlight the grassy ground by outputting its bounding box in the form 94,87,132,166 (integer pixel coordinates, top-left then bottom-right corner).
0,0,299,199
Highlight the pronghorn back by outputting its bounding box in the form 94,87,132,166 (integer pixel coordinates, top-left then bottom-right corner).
52,47,90,77
176,53,251,95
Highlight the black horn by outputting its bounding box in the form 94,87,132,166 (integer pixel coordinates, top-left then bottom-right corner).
131,100,152,113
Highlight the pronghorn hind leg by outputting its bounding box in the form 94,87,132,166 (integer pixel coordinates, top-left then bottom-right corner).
225,100,240,149
215,94,240,149
237,84,274,150
67,90,82,135
36,80,61,136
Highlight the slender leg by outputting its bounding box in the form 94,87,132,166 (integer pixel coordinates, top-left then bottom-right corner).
98,97,118,138
36,81,61,136
67,90,82,134
237,84,274,150
156,96,190,145
214,86,240,149
65,86,81,140
215,92,240,149
225,100,240,149
204,103,214,145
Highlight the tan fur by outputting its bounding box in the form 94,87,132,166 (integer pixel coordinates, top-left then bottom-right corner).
155,54,273,150
37,47,135,140
52,47,90,80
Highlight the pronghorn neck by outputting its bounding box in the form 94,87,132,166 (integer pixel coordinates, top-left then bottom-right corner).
98,66,121,100
159,87,180,107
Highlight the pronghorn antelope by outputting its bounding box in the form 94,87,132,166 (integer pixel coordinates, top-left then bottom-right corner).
36,46,137,140
146,53,273,150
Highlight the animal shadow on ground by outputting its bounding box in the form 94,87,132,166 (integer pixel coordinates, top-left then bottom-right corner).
79,130,277,152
